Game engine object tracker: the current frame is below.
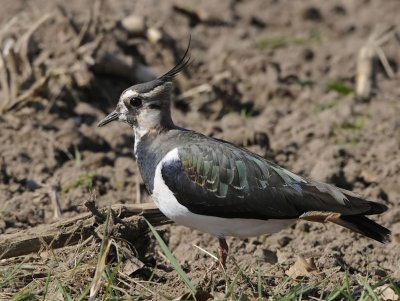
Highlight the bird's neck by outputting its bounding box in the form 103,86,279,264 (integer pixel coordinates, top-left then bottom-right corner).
133,127,182,194
133,113,175,158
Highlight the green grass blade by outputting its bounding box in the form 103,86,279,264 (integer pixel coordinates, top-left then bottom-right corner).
0,260,25,288
11,290,37,301
358,277,379,301
144,218,196,294
390,280,400,296
224,265,244,300
56,281,73,301
76,285,91,301
102,263,121,300
42,268,52,301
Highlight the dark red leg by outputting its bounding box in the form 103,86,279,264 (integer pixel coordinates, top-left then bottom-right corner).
218,237,229,268
207,238,229,271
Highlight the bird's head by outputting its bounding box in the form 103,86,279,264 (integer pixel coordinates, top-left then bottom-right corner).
98,41,191,134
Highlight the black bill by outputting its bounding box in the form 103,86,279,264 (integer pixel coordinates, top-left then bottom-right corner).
97,111,120,127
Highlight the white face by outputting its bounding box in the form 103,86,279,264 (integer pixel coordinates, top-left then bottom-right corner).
121,89,139,101
98,81,174,129
117,89,139,122
117,87,165,131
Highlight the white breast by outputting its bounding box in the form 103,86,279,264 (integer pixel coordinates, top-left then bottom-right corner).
152,148,295,238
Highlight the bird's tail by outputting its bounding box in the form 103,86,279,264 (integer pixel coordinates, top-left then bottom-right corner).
332,215,391,243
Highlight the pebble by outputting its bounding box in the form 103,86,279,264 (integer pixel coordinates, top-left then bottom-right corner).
121,15,146,34
277,236,292,247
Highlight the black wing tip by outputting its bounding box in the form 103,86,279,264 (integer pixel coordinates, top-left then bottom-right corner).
159,35,192,82
366,201,388,215
342,191,389,215
340,215,392,244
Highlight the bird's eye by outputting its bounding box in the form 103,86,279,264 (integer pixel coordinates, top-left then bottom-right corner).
129,97,142,108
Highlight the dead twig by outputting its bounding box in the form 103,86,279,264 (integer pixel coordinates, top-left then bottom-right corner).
0,52,10,110
85,194,107,223
49,183,62,219
36,180,62,220
2,74,49,112
2,39,19,103
17,13,53,80
0,202,169,260
356,25,397,100
89,209,112,301
56,4,80,34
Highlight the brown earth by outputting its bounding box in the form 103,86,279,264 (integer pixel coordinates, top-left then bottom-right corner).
0,0,400,299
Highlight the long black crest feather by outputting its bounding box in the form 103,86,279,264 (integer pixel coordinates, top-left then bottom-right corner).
159,36,192,82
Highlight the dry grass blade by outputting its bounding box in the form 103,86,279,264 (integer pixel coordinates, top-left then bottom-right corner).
2,74,49,113
356,25,397,100
192,244,218,261
17,13,53,79
144,218,196,295
0,52,10,111
89,209,113,301
49,183,62,219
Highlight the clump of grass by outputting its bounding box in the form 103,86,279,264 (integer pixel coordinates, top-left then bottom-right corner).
3,230,400,300
326,81,353,96
344,115,367,130
333,113,368,146
337,114,369,131
62,172,97,193
257,30,321,50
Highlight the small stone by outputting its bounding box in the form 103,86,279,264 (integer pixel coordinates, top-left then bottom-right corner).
373,269,387,278
252,239,262,245
254,132,270,149
332,5,346,16
121,15,146,34
302,49,314,61
24,179,40,190
375,284,399,301
278,236,292,247
255,248,278,264
303,7,323,22
262,249,278,264
147,27,162,44
297,221,311,233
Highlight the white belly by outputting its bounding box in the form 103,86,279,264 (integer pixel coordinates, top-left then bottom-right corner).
152,148,295,238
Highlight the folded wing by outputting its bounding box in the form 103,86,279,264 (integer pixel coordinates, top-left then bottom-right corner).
161,141,386,220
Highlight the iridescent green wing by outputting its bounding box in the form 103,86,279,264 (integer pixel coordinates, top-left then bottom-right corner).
161,137,378,220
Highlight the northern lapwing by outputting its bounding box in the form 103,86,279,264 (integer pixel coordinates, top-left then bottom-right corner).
98,44,391,268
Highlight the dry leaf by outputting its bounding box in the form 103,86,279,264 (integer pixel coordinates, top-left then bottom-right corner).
121,256,145,276
375,284,399,301
360,169,378,183
285,256,318,279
